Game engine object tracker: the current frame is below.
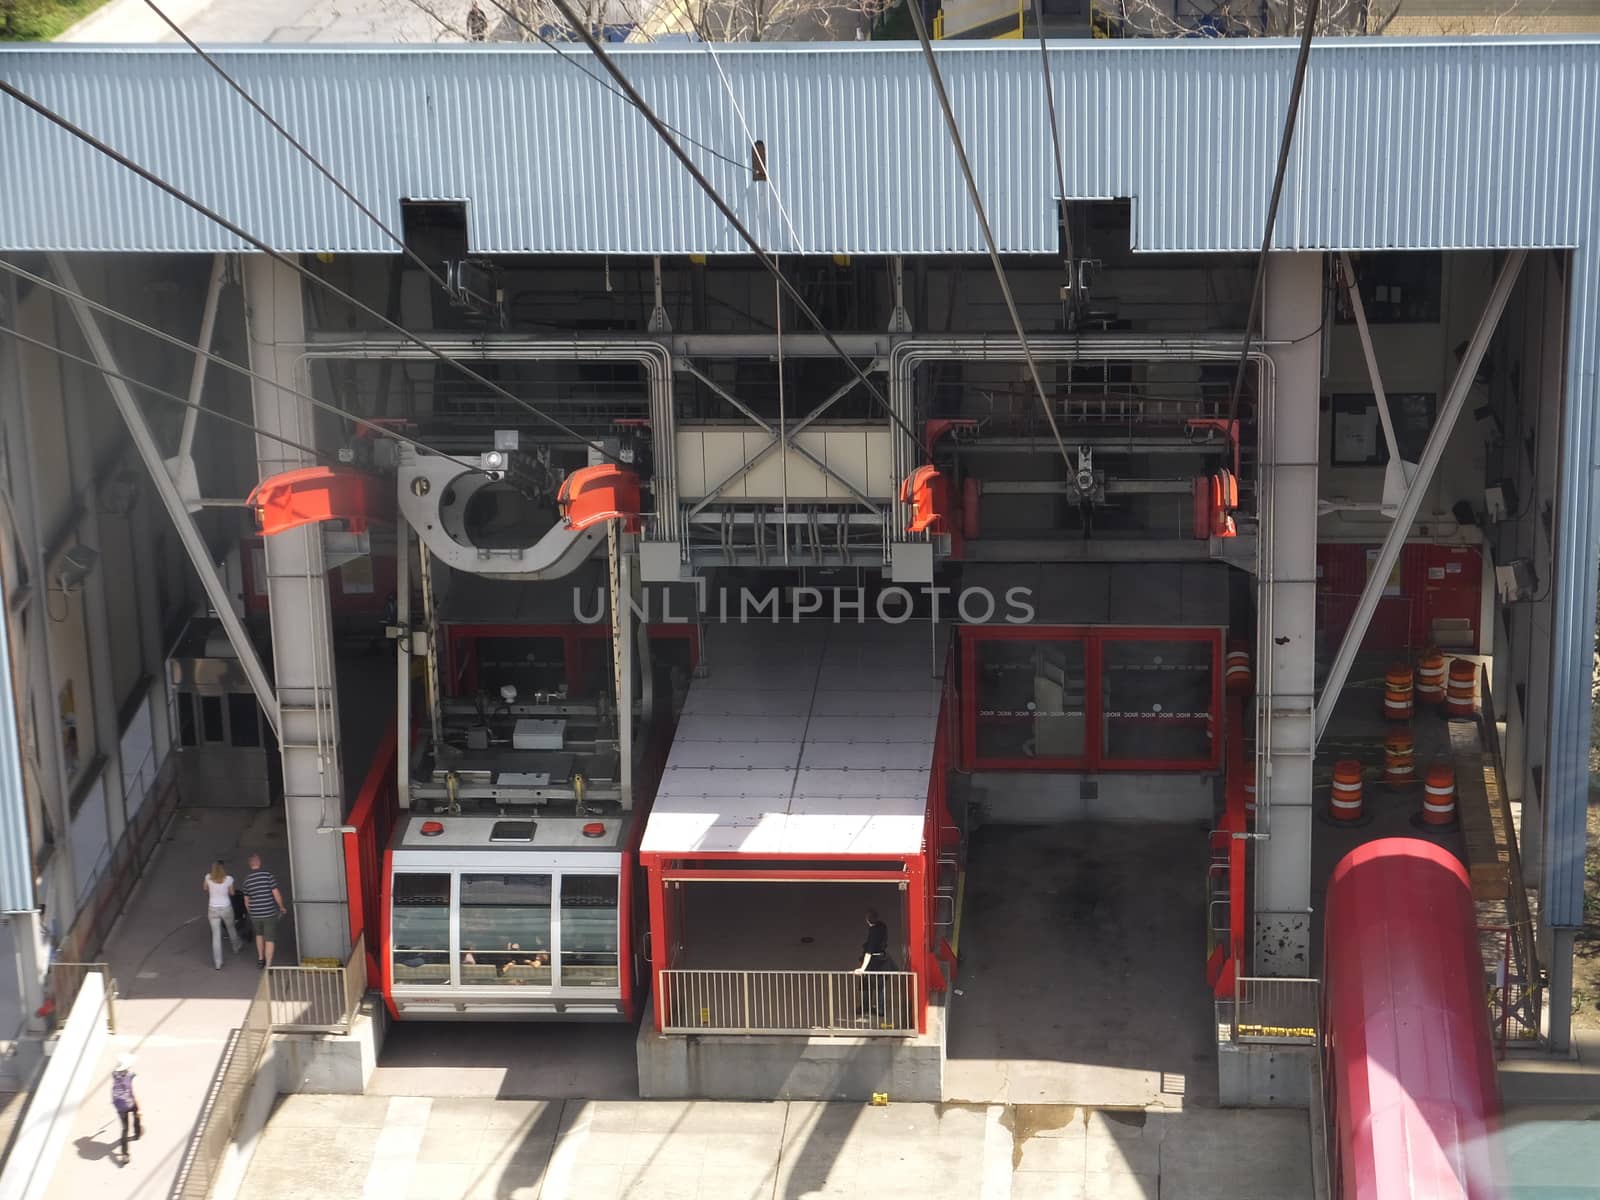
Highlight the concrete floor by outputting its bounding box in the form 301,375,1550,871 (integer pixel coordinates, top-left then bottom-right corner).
370,1022,641,1101
234,1094,1314,1200
944,822,1215,1108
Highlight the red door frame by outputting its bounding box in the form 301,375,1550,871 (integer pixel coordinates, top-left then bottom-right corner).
961,625,1223,772
641,853,929,1035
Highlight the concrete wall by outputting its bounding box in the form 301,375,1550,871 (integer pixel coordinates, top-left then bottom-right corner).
1217,1040,1315,1109
0,973,109,1200
637,999,945,1102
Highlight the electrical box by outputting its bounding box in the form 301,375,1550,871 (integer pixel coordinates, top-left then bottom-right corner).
1484,480,1518,522
513,719,566,751
1494,559,1537,603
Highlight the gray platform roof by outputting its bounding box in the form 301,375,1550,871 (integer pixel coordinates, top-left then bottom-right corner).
0,39,1596,926
0,38,1596,256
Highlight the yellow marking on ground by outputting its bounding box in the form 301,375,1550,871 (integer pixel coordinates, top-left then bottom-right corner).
950,871,966,960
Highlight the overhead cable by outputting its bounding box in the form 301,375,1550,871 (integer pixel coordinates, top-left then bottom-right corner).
1027,0,1079,328
1224,0,1323,429
904,1,1073,475
2,323,333,468
0,76,622,464
520,0,923,451
0,257,479,472
141,0,455,297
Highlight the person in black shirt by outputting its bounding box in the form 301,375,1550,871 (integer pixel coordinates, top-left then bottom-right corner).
852,908,896,1020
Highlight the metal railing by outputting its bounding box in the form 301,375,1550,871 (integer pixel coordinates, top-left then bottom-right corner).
1216,976,1320,1045
268,933,367,1034
45,962,116,1032
174,973,271,1200
659,969,918,1037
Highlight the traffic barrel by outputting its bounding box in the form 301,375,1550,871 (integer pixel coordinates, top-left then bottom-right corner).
1383,664,1414,722
1416,650,1446,707
1330,760,1364,822
1422,763,1458,825
1383,731,1415,786
1243,761,1257,820
1225,642,1253,696
1446,659,1478,717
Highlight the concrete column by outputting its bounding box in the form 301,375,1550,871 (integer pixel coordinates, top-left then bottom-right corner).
1253,252,1322,977
242,255,349,962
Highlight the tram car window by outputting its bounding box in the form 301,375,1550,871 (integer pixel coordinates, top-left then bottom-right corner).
392,874,452,984
559,875,620,987
461,874,553,985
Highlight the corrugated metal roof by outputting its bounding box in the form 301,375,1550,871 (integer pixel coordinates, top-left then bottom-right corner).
0,39,1597,255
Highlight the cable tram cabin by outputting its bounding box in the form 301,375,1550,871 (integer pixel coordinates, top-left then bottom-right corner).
382,812,645,1020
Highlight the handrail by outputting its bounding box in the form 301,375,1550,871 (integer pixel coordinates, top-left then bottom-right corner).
1217,976,1319,1045
173,974,271,1200
1477,667,1542,1038
659,968,918,1037
267,932,366,1034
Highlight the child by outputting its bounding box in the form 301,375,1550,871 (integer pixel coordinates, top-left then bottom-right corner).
110,1055,141,1162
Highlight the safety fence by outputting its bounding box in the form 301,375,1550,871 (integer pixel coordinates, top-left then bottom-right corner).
267,933,367,1034
173,973,271,1200
659,969,918,1037
1216,976,1320,1045
1478,669,1543,1044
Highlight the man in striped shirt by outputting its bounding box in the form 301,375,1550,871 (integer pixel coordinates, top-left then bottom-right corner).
242,854,288,968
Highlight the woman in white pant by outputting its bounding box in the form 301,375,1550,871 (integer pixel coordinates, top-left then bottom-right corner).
204,861,242,969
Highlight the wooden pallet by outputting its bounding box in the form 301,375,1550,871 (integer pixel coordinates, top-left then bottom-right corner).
1448,720,1511,901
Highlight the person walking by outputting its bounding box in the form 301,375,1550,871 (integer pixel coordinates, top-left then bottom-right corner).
203,860,242,969
852,908,897,1021
110,1055,141,1163
242,854,288,969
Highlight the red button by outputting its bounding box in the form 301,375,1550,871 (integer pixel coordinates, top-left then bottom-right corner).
420,821,445,837
582,822,606,839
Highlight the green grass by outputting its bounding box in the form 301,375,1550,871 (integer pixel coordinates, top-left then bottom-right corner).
0,0,112,41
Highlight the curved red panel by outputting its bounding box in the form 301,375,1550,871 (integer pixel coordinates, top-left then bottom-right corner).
1323,838,1501,1200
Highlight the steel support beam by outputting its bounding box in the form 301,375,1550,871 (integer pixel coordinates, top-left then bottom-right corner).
47,254,282,737
177,252,228,465
1314,250,1526,743
683,373,869,519
676,360,880,512
243,253,349,962
395,523,411,811
1253,252,1323,977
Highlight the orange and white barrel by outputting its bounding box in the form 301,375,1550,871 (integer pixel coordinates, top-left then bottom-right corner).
1422,763,1458,825
1416,650,1447,707
1225,642,1253,696
1243,762,1257,820
1446,660,1478,717
1383,732,1415,786
1383,665,1415,722
1330,760,1364,822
